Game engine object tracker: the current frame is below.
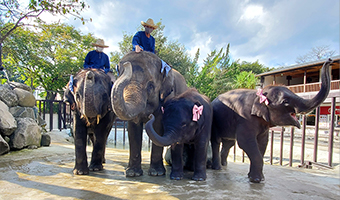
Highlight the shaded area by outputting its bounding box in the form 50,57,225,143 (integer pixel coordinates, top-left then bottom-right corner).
0,131,339,200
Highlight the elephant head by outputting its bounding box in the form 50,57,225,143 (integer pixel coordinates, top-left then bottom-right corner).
251,58,332,128
111,51,188,123
64,69,113,126
145,89,211,147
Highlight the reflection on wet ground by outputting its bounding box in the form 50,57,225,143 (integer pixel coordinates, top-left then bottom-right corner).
0,131,339,200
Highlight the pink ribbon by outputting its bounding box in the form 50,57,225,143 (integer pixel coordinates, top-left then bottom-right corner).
161,106,164,113
256,89,269,105
192,105,203,121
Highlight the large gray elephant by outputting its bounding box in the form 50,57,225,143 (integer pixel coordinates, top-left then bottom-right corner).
211,59,332,183
111,51,188,177
64,69,116,175
145,88,212,181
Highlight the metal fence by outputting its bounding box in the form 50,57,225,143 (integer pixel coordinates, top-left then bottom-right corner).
37,99,339,169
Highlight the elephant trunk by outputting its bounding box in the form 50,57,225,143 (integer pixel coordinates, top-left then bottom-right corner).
112,62,146,120
83,70,101,118
296,58,332,114
145,114,178,147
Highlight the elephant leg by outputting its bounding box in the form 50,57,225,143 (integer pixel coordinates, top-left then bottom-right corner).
220,139,235,166
257,130,269,158
148,116,166,176
170,143,184,180
192,141,208,181
211,130,222,170
89,122,111,171
126,121,143,177
237,134,264,183
73,115,89,175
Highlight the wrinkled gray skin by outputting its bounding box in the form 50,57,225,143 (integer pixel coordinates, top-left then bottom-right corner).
211,59,332,183
145,89,212,181
64,69,116,175
111,51,188,177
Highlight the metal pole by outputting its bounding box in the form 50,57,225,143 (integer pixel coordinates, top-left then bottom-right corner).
270,130,274,165
289,127,294,167
280,127,284,165
301,115,306,165
328,97,335,167
313,107,320,162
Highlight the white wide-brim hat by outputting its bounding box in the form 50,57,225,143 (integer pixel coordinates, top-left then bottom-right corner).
92,39,109,48
141,18,158,29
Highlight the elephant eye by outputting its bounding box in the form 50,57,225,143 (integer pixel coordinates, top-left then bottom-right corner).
147,82,155,93
282,99,289,106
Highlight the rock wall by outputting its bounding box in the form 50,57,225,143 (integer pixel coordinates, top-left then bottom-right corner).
0,82,49,155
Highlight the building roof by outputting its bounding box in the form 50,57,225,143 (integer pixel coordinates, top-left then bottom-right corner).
256,55,340,77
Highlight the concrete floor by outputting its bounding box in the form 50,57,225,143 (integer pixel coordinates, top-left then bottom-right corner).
0,131,339,200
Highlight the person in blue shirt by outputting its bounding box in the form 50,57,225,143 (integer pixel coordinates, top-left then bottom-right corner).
132,18,158,53
84,39,110,74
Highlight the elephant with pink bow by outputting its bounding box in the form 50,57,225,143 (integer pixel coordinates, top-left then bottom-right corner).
145,88,212,181
210,59,332,183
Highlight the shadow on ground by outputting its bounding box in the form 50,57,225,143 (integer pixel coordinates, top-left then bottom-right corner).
0,131,339,200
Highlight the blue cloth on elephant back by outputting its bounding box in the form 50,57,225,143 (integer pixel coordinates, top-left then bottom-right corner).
84,50,110,74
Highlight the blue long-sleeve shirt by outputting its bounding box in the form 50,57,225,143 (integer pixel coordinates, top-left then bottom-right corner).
84,50,110,73
132,31,155,53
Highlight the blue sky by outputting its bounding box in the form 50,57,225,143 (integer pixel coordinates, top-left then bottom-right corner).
51,0,339,68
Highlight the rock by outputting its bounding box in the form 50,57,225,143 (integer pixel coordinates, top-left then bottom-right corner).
0,84,18,107
14,88,36,107
0,135,10,155
41,134,51,146
9,82,32,92
0,100,17,136
9,106,36,120
9,118,41,150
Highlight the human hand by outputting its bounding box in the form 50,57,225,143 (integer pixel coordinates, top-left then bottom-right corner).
135,45,143,53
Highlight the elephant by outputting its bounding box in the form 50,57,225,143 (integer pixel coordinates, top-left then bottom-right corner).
64,68,116,175
111,51,188,177
145,88,212,181
211,59,332,183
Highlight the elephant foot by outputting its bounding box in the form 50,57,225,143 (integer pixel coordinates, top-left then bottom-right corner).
73,167,89,175
221,160,228,166
192,173,206,181
126,167,143,177
89,163,104,171
170,171,183,180
211,160,222,170
248,172,265,183
148,165,166,176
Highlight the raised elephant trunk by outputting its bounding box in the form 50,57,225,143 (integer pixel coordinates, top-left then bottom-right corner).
112,62,146,120
145,114,178,147
295,58,332,114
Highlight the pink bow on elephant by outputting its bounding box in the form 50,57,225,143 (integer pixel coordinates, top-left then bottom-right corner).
192,105,203,121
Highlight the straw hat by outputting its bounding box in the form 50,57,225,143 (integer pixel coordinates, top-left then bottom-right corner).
92,39,109,48
141,18,158,29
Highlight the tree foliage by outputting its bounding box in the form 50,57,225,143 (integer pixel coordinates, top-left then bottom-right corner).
2,22,96,99
296,45,337,64
0,0,90,43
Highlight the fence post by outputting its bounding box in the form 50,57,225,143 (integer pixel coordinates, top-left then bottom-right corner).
279,127,284,165
49,100,53,131
289,127,294,167
270,130,274,165
313,107,320,162
301,115,306,165
328,97,335,167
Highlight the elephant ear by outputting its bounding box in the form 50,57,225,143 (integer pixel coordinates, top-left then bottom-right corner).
251,95,270,122
63,76,76,111
160,70,174,103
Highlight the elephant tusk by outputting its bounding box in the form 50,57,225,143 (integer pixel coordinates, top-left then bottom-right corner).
97,115,100,124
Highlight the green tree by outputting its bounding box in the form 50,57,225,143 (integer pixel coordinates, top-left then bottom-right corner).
0,0,90,69
233,71,258,89
2,22,96,99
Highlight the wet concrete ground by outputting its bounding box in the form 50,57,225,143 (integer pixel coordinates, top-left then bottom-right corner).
0,131,339,200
